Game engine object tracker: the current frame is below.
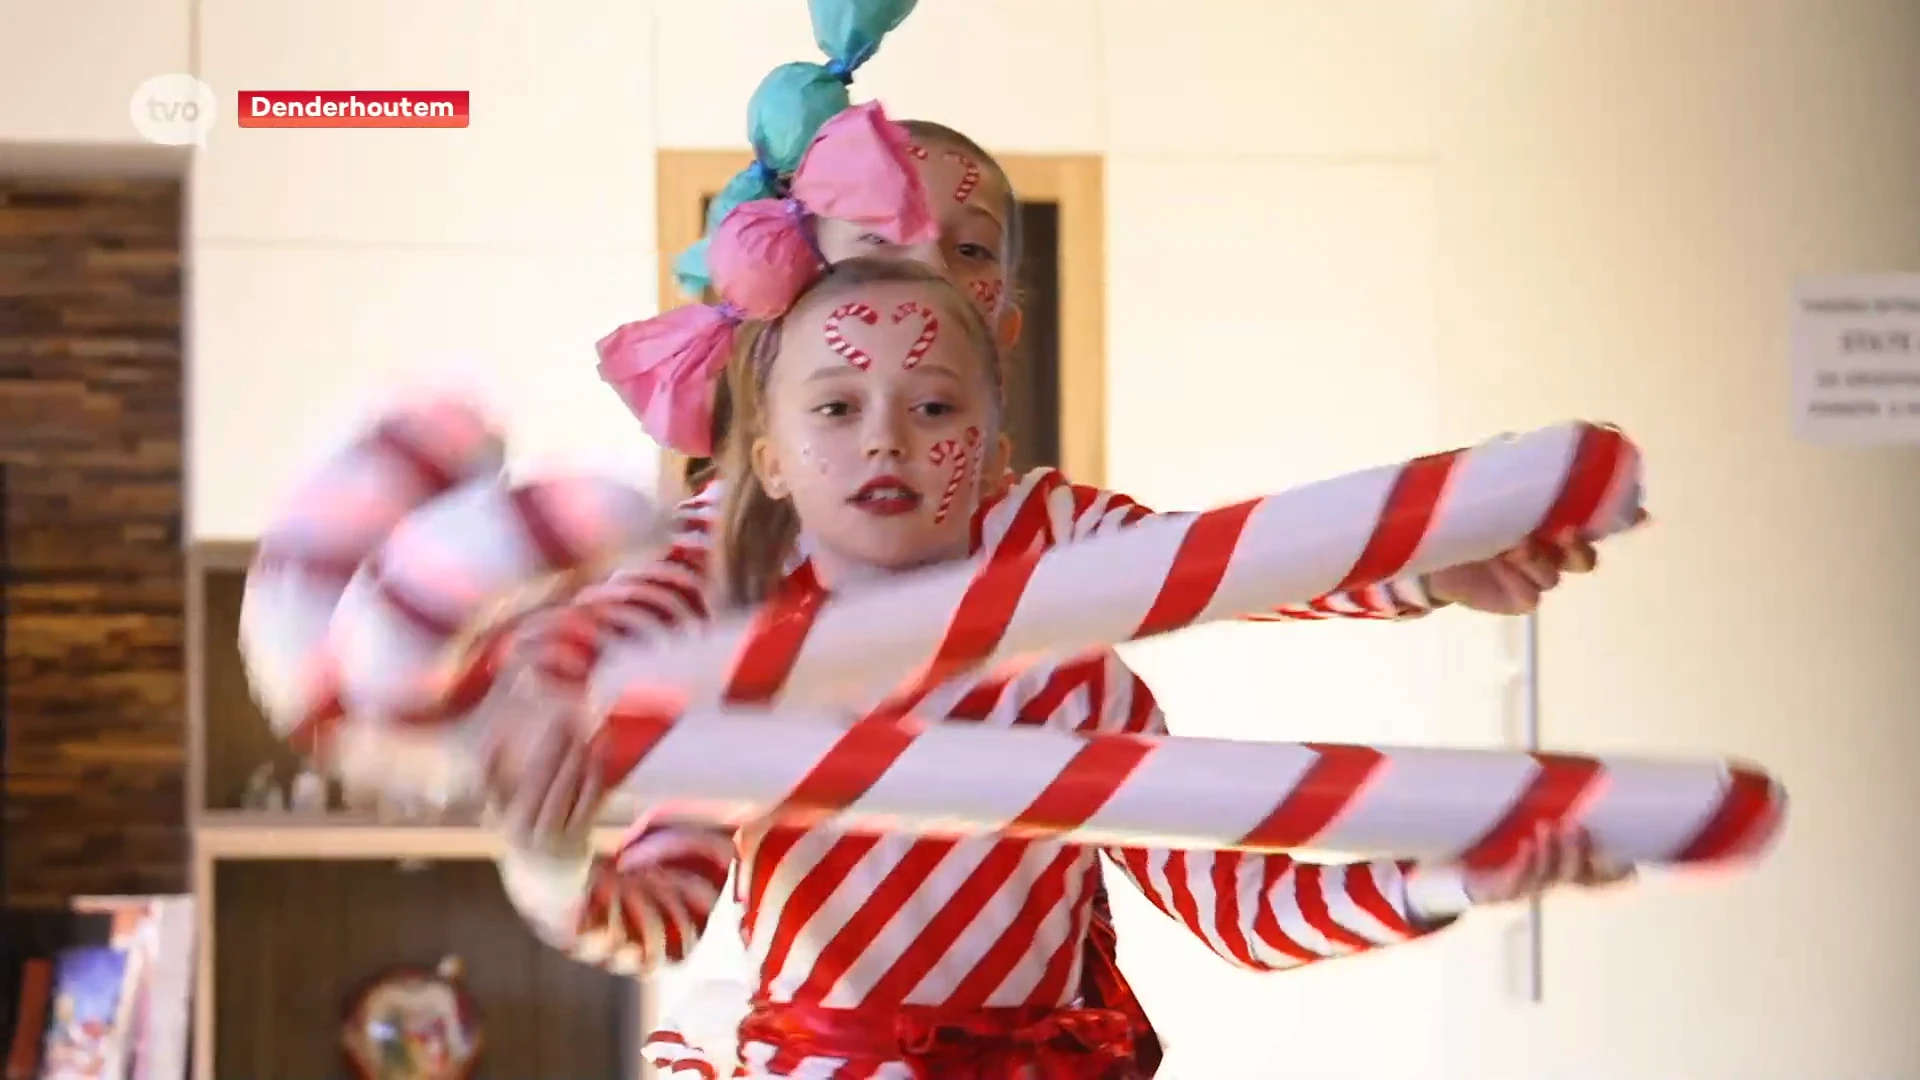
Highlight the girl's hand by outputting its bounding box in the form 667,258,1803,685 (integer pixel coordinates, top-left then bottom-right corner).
1426,509,1651,616
1463,823,1635,905
484,713,606,857
479,600,618,855
1426,532,1595,615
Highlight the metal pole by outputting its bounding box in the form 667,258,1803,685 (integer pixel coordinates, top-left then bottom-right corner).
1520,610,1544,1003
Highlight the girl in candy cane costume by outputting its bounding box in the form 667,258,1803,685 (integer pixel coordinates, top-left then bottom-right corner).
593,8,1594,1071
598,15,1591,1076
485,103,1627,1079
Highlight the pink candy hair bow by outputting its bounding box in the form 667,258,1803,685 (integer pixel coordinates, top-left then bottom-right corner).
596,101,936,457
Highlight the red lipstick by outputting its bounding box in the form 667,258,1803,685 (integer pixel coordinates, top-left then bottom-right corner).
850,475,923,517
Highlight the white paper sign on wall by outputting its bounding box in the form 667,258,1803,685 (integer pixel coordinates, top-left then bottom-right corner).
1792,274,1920,443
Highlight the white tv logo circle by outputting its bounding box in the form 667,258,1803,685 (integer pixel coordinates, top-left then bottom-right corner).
130,74,217,146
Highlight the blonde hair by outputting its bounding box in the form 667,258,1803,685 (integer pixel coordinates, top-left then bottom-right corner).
716,256,1005,606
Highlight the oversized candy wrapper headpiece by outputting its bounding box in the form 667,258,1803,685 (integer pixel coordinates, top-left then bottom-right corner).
595,101,935,457
673,0,921,296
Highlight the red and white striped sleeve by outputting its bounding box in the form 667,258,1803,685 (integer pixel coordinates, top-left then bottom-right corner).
1077,663,1473,972
496,484,740,976
1021,469,1443,621
500,820,734,975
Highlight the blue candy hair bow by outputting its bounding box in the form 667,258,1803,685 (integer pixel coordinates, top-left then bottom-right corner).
673,0,919,297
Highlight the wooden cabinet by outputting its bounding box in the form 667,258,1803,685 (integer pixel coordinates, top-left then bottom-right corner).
188,547,650,1080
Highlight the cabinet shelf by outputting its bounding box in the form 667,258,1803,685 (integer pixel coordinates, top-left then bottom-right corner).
195,811,627,861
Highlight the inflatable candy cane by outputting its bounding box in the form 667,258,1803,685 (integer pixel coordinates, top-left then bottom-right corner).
577,697,1783,869
240,396,506,747
308,421,1639,772
325,473,668,721
584,421,1642,716
237,398,670,793
308,418,1638,752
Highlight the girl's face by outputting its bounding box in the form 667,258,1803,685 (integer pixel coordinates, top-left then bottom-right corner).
751,279,1008,582
813,136,1018,346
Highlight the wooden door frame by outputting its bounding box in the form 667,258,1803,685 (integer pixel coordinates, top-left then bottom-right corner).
654,149,1107,500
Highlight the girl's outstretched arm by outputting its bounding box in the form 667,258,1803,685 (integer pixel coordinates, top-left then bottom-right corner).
500,818,734,974
1055,657,1469,971
491,487,741,974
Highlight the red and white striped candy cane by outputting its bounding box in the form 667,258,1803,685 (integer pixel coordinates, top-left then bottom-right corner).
587,698,1785,869
892,300,939,368
586,422,1643,716
327,474,668,723
239,397,505,742
644,1029,723,1079
822,302,879,369
928,426,981,525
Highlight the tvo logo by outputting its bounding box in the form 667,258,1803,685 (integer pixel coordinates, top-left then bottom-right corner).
129,74,218,146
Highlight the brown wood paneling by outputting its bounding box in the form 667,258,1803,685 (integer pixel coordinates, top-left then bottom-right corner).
0,176,187,905
214,860,630,1079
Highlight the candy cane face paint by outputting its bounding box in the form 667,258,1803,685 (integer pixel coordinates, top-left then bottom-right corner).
968,278,1004,313
940,150,982,204
927,426,983,525
901,139,1008,323
811,134,1013,324
756,280,1002,583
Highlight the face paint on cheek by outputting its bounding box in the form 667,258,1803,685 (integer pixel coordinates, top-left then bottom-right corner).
942,151,982,203
799,443,830,475
969,278,1004,312
907,142,930,161
823,302,879,369
891,301,939,368
929,425,983,525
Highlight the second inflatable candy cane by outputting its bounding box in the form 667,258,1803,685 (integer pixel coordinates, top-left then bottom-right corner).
582,697,1783,868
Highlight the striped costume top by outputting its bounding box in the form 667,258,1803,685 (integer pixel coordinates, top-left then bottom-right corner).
498,468,1471,1077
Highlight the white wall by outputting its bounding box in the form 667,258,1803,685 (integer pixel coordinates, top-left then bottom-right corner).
1098,5,1452,1076
1430,3,1920,1078
0,0,191,147
8,1,1918,1076
186,0,662,537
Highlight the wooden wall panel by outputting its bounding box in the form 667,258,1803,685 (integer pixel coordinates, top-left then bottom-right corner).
214,860,630,1079
0,176,186,904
